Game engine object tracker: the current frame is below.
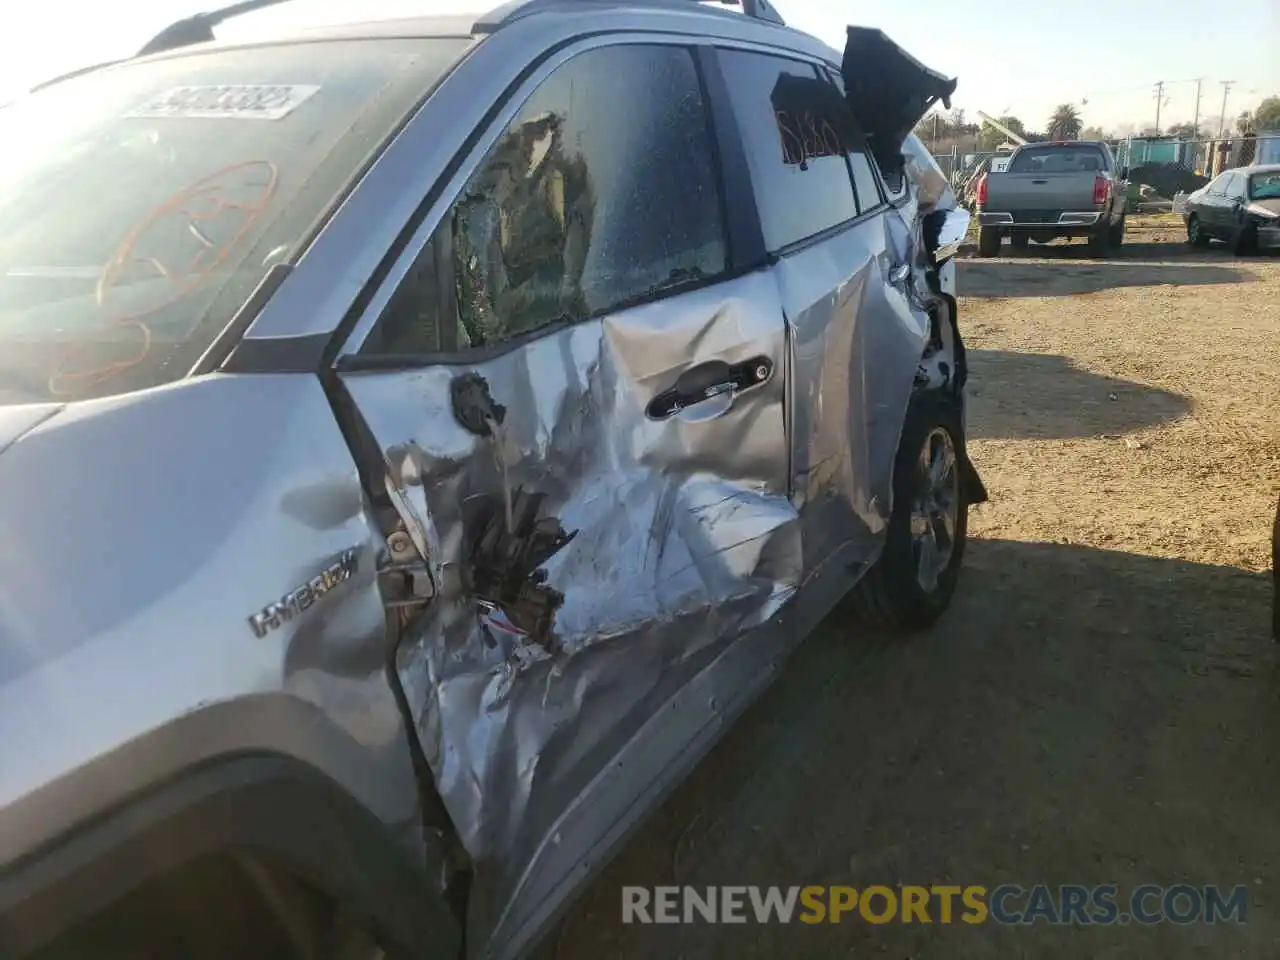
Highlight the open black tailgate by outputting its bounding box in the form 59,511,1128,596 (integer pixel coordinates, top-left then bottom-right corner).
841,27,957,174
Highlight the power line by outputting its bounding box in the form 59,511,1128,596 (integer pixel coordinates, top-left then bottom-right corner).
1082,77,1203,102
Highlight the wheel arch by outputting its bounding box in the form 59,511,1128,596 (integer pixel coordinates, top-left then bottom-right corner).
0,752,462,958
921,284,987,507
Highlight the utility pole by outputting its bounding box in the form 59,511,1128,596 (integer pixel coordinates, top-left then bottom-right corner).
1191,78,1202,136
1218,80,1235,137
1153,80,1166,132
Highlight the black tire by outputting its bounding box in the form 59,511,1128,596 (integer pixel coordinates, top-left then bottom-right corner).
1109,215,1125,248
1187,214,1210,247
851,394,970,631
1009,232,1030,252
977,226,1001,257
1086,223,1111,258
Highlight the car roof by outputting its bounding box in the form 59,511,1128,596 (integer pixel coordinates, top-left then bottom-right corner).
1241,164,1280,175
34,1,812,91
181,5,774,44
203,1,793,45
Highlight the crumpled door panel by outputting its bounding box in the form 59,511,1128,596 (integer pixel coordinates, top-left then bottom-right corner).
337,270,798,944
777,206,935,574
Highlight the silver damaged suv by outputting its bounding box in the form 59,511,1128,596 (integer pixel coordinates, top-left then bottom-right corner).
0,1,986,957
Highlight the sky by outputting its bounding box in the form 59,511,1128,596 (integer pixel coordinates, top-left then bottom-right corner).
1,0,1277,131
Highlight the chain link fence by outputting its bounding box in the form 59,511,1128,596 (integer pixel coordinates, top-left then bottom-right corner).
1116,133,1280,176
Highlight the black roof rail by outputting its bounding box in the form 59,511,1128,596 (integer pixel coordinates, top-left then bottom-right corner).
136,0,298,56
475,0,785,34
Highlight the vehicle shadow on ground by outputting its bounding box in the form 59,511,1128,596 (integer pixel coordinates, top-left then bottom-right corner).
965,349,1191,440
958,249,1246,297
546,538,1280,960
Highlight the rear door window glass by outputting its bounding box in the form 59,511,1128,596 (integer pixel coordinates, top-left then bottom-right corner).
821,69,882,213
717,49,858,250
0,38,469,404
849,150,884,212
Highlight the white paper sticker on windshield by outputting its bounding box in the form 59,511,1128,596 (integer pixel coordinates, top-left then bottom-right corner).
125,84,321,121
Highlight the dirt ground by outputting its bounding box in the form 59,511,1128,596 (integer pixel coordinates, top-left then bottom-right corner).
543,216,1280,958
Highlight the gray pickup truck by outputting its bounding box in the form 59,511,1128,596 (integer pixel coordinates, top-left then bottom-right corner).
975,141,1129,257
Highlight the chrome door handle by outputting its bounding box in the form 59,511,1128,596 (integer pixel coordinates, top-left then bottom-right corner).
888,263,911,284
646,355,774,421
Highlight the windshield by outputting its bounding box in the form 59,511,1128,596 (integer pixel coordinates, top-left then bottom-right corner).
1249,172,1280,200
1008,145,1106,174
0,36,471,405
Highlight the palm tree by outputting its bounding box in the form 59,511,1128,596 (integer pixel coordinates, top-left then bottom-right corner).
1047,104,1083,141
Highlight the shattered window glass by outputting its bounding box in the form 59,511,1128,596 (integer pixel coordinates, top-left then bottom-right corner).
432,43,727,350
718,49,859,250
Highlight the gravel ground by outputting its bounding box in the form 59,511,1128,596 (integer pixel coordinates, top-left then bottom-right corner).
543,217,1280,958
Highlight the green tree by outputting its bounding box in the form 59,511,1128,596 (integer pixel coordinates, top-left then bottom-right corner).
1047,104,1083,140
1081,125,1109,141
1250,96,1280,131
1165,121,1200,139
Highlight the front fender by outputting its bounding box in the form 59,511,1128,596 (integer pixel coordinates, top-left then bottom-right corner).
0,374,423,880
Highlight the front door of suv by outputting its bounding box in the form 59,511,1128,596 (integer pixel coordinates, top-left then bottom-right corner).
327,37,795,950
